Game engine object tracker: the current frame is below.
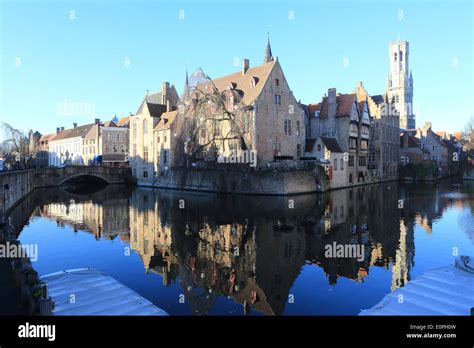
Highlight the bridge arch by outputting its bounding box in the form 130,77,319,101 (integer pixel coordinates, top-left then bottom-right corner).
57,173,111,186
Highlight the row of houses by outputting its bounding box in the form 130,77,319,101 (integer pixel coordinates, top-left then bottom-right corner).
28,36,464,189
29,117,130,168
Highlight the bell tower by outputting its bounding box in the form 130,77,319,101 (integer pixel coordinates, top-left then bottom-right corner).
386,39,415,130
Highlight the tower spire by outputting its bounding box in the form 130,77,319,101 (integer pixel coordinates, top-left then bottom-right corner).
263,32,274,64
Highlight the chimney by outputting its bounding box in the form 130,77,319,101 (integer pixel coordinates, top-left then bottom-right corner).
95,118,100,124
403,132,409,148
56,127,60,134
328,88,337,117
242,59,249,75
166,100,171,112
162,82,170,104
60,127,65,132
73,123,77,128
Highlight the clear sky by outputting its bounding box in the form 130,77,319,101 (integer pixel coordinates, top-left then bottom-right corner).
1,0,472,140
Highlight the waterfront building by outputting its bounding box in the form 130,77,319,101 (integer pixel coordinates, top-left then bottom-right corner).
415,122,449,176
354,83,399,180
49,119,129,167
304,137,346,189
307,88,371,186
188,37,306,169
34,132,55,167
48,123,96,166
153,110,178,176
82,120,130,167
399,132,430,165
129,82,179,184
386,39,415,130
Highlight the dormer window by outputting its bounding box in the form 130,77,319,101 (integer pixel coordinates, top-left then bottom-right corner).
251,76,259,88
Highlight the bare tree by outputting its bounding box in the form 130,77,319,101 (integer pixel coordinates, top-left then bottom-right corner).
463,116,474,151
1,122,28,168
174,70,254,168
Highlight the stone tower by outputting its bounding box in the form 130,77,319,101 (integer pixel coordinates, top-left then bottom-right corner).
386,40,415,130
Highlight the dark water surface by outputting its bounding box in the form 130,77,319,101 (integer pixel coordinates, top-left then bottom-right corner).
11,181,474,315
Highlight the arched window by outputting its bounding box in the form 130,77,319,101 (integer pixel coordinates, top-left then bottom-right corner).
143,119,148,135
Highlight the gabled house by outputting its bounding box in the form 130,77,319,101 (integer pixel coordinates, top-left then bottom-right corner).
189,38,306,169
354,82,399,180
307,87,371,186
129,82,179,184
305,136,346,188
153,110,178,176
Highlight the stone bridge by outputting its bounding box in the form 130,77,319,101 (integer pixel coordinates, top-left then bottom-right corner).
0,166,133,223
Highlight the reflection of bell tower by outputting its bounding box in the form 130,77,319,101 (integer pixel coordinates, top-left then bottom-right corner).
391,219,410,291
386,39,415,130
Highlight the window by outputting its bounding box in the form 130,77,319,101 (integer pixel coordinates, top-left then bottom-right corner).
275,78,280,86
349,138,357,149
334,158,337,170
143,120,148,135
274,94,281,105
296,144,301,159
317,144,322,151
359,156,367,166
340,158,344,170
113,145,118,153
349,155,355,167
163,150,168,164
157,136,160,143
432,145,438,151
144,146,149,162
133,121,138,140
400,51,403,61
120,144,125,152
394,52,397,61
395,95,400,103
164,136,167,143
117,133,122,142
296,121,300,136
273,143,281,157
360,139,368,150
284,119,292,135
143,171,148,178
108,133,113,142
105,144,110,153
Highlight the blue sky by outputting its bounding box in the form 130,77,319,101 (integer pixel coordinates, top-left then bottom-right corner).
0,0,472,140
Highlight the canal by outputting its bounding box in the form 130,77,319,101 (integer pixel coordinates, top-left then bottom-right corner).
5,181,474,315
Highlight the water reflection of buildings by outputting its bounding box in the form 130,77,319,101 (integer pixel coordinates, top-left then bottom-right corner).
38,190,130,241
31,181,473,315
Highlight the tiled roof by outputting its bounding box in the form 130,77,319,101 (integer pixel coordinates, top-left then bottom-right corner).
194,60,276,105
311,93,356,118
117,115,131,127
39,133,55,142
321,137,343,153
50,123,96,141
154,111,178,131
103,121,116,127
307,103,322,117
435,131,447,139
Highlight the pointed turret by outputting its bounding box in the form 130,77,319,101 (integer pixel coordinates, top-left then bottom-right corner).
183,69,190,98
263,33,274,64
